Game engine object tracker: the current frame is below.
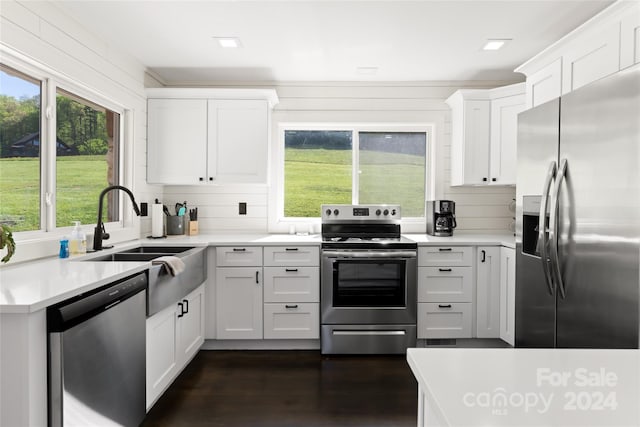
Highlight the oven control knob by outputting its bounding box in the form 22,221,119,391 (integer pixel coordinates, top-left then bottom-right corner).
325,209,332,216
375,209,381,216
383,209,389,216
333,209,340,216
391,209,397,216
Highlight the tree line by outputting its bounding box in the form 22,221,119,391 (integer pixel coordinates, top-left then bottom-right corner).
0,94,109,157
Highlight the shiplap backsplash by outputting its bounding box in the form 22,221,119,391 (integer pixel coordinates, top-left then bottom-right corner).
161,81,517,234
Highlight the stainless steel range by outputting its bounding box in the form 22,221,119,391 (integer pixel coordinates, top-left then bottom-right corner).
320,204,417,354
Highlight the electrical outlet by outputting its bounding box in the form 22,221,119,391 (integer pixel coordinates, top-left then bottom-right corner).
239,202,247,215
140,202,148,216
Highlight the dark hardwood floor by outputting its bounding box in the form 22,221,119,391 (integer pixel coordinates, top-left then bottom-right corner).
142,350,418,427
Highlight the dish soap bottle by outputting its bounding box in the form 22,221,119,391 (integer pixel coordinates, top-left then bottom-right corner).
69,221,87,256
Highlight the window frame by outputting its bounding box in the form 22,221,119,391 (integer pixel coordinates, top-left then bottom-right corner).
1,50,133,243
273,122,435,233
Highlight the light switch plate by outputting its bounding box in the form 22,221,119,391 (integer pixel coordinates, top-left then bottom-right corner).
239,202,247,215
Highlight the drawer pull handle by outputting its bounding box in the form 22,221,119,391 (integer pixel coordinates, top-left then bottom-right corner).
177,302,184,318
438,304,452,309
285,268,299,272
438,248,452,252
233,248,246,252
438,268,452,272
285,304,299,309
285,248,299,251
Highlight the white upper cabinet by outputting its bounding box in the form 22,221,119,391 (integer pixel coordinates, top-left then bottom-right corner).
620,7,640,69
524,58,562,108
517,1,639,106
446,83,525,186
147,99,208,184
561,21,621,94
146,88,278,185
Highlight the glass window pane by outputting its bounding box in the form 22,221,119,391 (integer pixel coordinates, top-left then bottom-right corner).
284,130,352,217
56,89,120,227
0,65,42,232
358,132,426,217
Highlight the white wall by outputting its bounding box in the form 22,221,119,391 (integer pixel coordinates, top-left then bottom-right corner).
0,0,163,261
162,81,516,234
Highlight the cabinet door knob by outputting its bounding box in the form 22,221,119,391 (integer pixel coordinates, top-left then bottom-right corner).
199,177,204,182
492,178,497,182
482,177,488,182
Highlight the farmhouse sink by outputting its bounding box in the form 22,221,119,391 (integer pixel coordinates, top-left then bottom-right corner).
83,245,206,316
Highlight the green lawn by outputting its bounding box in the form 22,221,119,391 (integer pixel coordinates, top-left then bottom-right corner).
0,155,110,231
1,149,425,231
285,148,425,217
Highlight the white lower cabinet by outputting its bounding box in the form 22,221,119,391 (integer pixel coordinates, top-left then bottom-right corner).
146,284,204,410
417,303,472,339
215,267,263,339
264,303,319,339
499,247,516,346
417,246,473,339
476,247,501,338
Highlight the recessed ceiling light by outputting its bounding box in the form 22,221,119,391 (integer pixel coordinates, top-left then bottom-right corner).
357,67,378,75
482,39,511,51
214,37,242,48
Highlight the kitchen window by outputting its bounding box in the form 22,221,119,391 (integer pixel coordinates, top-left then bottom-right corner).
281,125,429,220
0,62,122,234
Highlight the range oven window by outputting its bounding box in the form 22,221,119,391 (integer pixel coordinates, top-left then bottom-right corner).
332,259,406,307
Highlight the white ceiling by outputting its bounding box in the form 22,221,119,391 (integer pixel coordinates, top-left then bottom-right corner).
52,0,614,84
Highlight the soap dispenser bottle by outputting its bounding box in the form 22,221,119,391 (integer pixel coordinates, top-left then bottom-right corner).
69,221,87,256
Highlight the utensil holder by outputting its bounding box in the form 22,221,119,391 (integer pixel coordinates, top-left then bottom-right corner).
167,216,185,235
188,221,199,236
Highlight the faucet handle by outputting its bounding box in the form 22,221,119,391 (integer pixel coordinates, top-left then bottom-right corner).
101,223,110,240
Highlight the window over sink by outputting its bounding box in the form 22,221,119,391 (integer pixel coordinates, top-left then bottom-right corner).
279,125,430,222
0,62,123,234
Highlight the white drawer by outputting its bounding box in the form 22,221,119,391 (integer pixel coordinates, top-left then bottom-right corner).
418,267,473,302
216,246,263,267
418,246,473,266
263,303,319,339
417,302,472,339
263,267,319,303
263,246,319,267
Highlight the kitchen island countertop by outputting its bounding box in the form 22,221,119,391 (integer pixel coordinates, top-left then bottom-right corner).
407,348,640,426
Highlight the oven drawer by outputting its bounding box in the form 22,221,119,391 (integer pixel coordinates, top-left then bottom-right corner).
264,303,319,339
418,246,473,266
263,267,319,303
417,302,472,339
264,246,319,267
216,246,263,267
418,267,472,302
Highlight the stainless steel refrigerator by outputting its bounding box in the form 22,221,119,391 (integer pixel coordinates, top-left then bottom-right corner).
515,65,640,349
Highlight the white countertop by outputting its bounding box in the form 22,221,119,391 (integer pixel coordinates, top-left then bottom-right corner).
405,232,515,248
0,232,513,313
407,348,640,426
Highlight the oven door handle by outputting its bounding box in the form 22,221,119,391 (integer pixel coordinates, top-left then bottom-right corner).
322,251,417,259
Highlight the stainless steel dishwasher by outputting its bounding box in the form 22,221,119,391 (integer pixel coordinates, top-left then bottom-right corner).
47,272,147,427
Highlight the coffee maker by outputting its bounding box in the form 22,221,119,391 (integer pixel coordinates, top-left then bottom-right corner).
426,200,457,236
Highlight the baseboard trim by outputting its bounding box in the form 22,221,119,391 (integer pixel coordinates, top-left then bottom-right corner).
201,339,320,350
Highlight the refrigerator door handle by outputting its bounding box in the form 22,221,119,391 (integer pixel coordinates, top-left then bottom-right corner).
538,161,557,296
550,158,568,299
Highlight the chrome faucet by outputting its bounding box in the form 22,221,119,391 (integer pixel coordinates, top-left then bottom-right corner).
93,185,141,251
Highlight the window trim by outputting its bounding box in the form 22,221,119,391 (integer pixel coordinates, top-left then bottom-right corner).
271,122,435,234
1,47,134,246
